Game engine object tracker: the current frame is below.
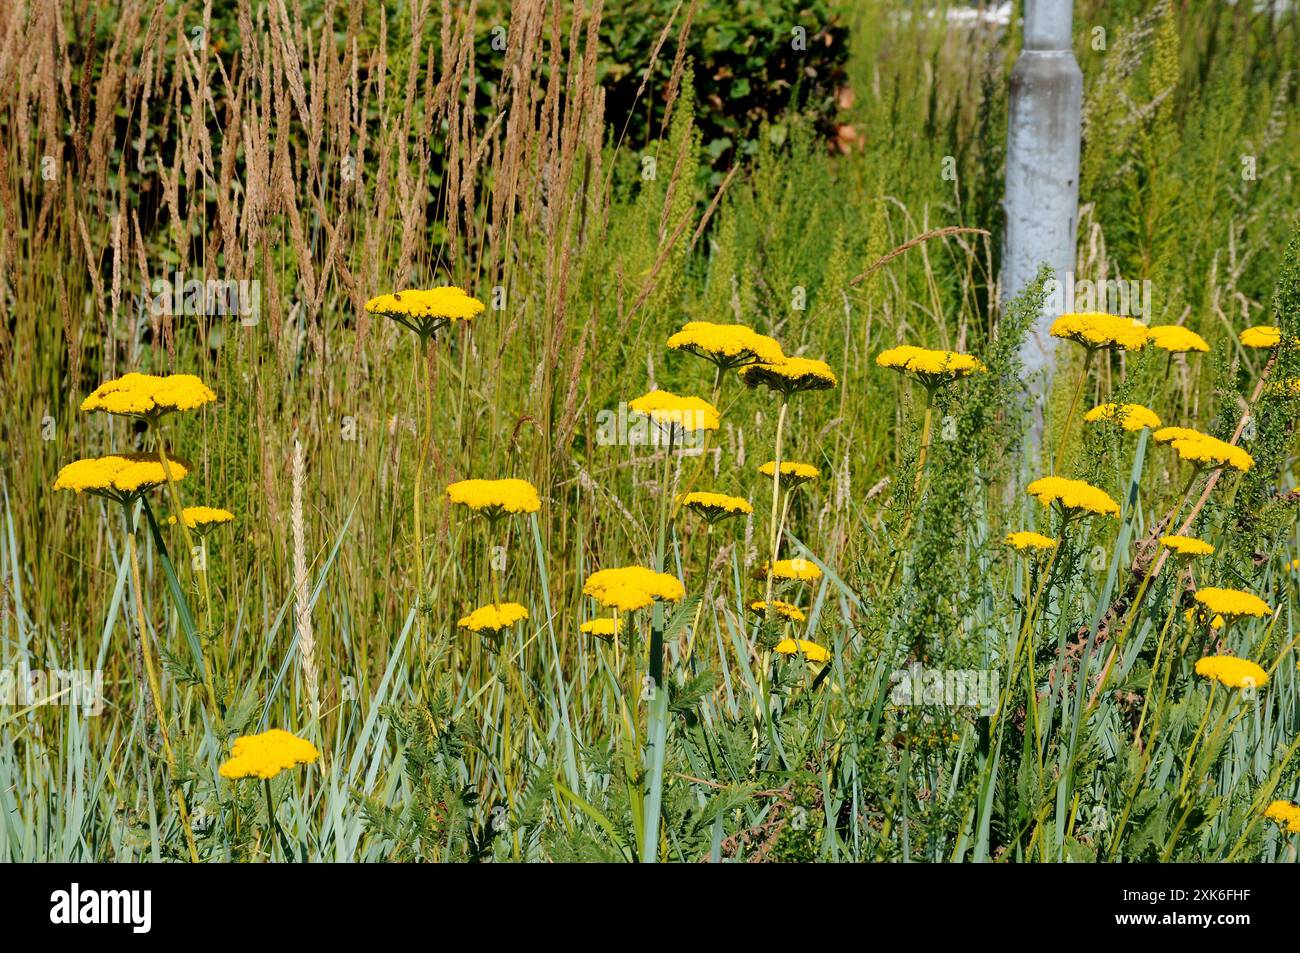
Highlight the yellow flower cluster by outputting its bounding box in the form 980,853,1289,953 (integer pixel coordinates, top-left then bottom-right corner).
218,728,320,781
1147,325,1210,354
763,558,822,582
1082,402,1161,432
1264,800,1300,834
1025,476,1120,517
1159,534,1213,557
628,390,720,432
168,506,234,529
458,602,529,634
1004,531,1057,551
749,599,806,622
583,566,685,612
678,491,753,521
1193,587,1271,619
740,356,838,395
446,478,541,515
666,321,785,368
1239,325,1281,349
580,618,622,638
1049,312,1149,350
1194,655,1269,690
758,460,819,482
875,345,986,385
54,453,191,500
1166,433,1253,473
1152,426,1207,445
774,638,830,663
81,372,216,418
364,286,484,337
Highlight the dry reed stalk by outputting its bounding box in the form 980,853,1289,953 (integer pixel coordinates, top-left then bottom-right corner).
292,438,319,720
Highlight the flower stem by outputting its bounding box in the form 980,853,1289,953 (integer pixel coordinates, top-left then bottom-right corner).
1054,348,1096,475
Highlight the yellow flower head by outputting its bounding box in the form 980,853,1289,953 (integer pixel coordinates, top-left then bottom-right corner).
749,599,806,622
666,321,785,369
81,373,216,419
1049,312,1148,350
1194,655,1269,690
446,478,541,516
1168,434,1253,473
758,460,819,485
218,728,320,781
1004,531,1057,552
458,602,529,634
1159,534,1213,557
740,357,837,396
583,566,685,611
580,618,623,638
1152,426,1209,445
1193,587,1271,619
1025,476,1120,517
1239,325,1281,349
628,390,720,432
1263,800,1300,834
1082,402,1161,432
678,491,753,523
168,506,235,530
774,638,830,663
54,453,191,503
364,286,484,337
763,558,823,582
1147,325,1210,354
875,345,986,387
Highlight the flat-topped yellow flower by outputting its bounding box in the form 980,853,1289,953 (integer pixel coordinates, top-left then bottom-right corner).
1239,325,1281,349
1025,476,1119,517
580,618,623,638
875,345,986,387
168,506,234,530
81,372,216,419
1005,531,1057,551
218,728,320,781
1168,434,1253,473
1159,534,1213,557
1153,426,1208,444
763,558,822,582
446,478,541,516
1148,325,1209,354
365,286,484,338
1264,800,1300,834
583,566,685,611
54,453,191,502
1193,587,1271,619
666,321,784,369
458,602,529,634
774,638,830,663
740,356,837,395
678,491,753,523
628,390,720,432
749,600,806,622
758,460,819,484
1194,655,1268,690
1049,312,1148,350
1083,402,1161,432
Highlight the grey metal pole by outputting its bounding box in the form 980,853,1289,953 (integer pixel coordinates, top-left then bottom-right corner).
1002,0,1082,392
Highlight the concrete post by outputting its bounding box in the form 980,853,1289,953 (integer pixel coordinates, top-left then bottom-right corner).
1002,0,1083,390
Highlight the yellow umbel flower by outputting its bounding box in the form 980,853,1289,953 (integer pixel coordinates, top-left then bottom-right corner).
740,356,837,396
446,478,541,516
749,600,806,622
54,453,191,503
580,618,623,638
168,506,235,530
1194,655,1269,690
1025,476,1119,517
458,602,529,634
666,321,784,369
1050,312,1148,350
763,558,822,582
1263,800,1300,834
774,638,830,663
758,460,819,484
678,491,753,522
1193,587,1271,619
1147,325,1210,354
1167,434,1253,473
1004,531,1057,551
1082,402,1161,432
1159,534,1213,557
218,728,320,781
81,372,216,419
364,286,484,337
875,345,986,388
583,567,685,611
1239,325,1281,349
628,390,720,432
